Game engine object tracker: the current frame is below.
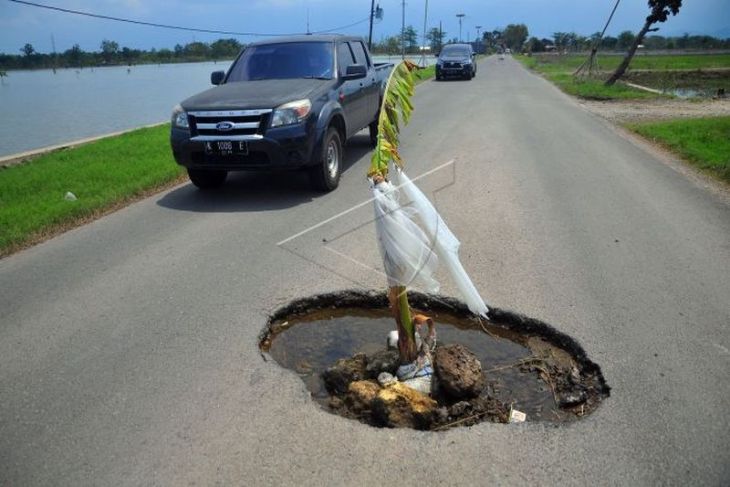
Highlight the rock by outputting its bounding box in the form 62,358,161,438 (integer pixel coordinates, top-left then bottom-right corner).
434,407,449,423
372,382,438,429
365,350,400,378
345,380,381,413
558,390,587,408
448,400,472,417
377,372,397,387
322,353,368,394
328,396,344,410
434,344,485,399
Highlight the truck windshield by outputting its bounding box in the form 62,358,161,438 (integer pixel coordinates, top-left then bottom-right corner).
226,42,334,81
440,46,471,57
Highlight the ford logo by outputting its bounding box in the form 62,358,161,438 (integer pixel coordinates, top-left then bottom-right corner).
216,121,235,131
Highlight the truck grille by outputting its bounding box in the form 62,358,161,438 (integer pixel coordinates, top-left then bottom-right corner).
188,109,272,141
443,62,462,69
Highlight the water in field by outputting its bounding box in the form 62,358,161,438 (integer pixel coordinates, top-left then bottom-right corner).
0,61,231,157
0,56,434,158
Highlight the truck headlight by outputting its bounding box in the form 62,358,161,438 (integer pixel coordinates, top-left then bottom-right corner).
271,99,311,128
171,104,189,129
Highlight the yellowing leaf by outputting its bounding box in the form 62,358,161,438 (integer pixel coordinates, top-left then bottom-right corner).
368,60,419,179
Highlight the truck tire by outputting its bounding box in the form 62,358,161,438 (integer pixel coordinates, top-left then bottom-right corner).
309,127,342,192
369,117,379,147
187,168,227,189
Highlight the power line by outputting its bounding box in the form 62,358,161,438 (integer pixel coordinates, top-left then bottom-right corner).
8,0,369,38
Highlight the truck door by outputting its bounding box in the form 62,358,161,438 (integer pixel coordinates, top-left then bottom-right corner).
349,40,379,127
336,41,368,137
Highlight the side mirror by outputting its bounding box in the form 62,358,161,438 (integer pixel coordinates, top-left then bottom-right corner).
343,64,367,80
211,70,225,85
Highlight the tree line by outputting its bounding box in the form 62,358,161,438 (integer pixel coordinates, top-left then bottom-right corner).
3,27,728,71
483,24,729,54
368,23,729,57
0,38,243,70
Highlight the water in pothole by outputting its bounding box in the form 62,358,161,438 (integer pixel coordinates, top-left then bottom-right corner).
262,297,609,427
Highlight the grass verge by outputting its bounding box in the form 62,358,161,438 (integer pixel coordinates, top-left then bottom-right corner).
414,64,435,83
626,116,730,182
518,55,658,100
522,53,730,72
0,124,185,257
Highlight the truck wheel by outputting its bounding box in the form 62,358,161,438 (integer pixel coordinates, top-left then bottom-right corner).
309,127,342,192
369,118,379,147
187,168,227,189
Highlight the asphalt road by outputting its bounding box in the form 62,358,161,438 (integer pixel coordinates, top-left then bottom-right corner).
1,56,729,486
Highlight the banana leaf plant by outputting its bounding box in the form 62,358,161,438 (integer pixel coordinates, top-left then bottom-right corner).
368,61,489,370
369,61,421,364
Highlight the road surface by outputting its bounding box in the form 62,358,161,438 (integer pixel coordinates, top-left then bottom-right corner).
1,56,729,485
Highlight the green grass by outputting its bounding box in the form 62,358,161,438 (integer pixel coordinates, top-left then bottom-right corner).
519,52,730,100
547,72,658,100
0,124,184,256
413,64,435,83
524,53,730,72
517,55,656,100
627,117,730,182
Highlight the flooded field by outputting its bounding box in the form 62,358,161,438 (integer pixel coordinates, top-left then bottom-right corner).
625,69,729,98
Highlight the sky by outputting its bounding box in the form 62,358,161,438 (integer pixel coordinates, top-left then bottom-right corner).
1,0,728,54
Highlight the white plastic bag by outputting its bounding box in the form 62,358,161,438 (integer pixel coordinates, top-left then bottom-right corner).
386,168,490,317
372,180,439,292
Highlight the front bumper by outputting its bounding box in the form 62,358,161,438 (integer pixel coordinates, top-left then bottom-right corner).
170,123,318,171
436,63,473,77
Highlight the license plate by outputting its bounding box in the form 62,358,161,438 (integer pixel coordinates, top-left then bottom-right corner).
204,140,249,156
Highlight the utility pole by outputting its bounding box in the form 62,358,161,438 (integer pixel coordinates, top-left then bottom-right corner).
401,0,406,59
51,33,57,74
368,0,375,49
419,0,429,66
456,13,465,42
476,25,482,41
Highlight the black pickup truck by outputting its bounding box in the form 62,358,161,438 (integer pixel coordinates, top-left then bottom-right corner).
170,35,393,191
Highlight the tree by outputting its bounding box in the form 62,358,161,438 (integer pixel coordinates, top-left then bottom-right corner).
606,0,682,86
210,38,242,59
601,36,618,49
184,41,209,59
553,32,570,51
100,39,119,64
65,44,84,67
525,37,545,53
616,30,636,49
502,24,529,51
402,25,418,54
426,27,446,53
21,43,35,57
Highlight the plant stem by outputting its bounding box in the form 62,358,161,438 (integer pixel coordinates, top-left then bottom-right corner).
391,285,417,364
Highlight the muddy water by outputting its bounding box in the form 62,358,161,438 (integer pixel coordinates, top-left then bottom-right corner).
266,307,573,422
624,70,729,98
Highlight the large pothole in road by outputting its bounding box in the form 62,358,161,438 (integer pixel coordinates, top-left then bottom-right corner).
259,290,610,430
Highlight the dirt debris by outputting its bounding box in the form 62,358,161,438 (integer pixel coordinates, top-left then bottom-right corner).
580,97,730,124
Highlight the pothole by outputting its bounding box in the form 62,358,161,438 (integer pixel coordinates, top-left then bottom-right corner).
259,290,610,430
